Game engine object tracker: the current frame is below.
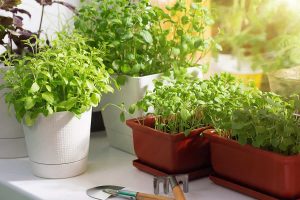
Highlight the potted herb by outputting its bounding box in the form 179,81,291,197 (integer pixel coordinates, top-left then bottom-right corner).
126,76,211,174
1,32,113,178
0,0,75,158
75,0,215,154
204,89,300,198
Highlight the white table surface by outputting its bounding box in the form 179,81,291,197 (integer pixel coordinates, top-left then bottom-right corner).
0,131,254,200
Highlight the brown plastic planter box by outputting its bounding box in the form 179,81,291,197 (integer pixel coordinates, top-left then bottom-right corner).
204,129,300,199
126,117,211,174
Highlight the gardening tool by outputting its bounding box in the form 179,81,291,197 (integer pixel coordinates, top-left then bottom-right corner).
86,185,175,200
103,188,175,200
154,175,188,200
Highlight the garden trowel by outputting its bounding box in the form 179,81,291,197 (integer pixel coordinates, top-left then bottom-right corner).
87,185,175,200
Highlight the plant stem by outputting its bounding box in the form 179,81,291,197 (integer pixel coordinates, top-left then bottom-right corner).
8,33,13,54
38,5,45,39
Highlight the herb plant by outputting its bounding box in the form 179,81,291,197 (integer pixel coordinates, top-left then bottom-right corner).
75,0,216,83
1,32,113,126
131,77,206,135
231,94,300,155
130,73,258,135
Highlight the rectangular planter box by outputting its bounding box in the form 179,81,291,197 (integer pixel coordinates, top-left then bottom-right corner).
204,130,300,199
126,117,210,174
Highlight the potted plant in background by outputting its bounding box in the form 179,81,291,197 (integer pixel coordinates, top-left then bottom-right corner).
0,0,32,158
253,1,300,97
75,0,216,154
0,0,76,158
1,32,113,178
211,0,274,88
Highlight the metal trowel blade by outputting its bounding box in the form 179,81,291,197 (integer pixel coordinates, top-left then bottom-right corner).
87,185,124,200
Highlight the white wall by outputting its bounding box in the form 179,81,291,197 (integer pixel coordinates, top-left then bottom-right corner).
19,0,80,40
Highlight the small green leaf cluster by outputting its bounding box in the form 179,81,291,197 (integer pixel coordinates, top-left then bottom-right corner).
1,32,113,126
130,77,206,135
75,0,215,82
132,72,300,155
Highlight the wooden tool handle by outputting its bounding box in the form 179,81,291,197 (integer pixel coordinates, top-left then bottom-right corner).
136,192,175,200
172,186,186,200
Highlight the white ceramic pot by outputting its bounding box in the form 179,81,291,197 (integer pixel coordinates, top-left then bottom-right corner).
100,74,160,154
23,109,92,179
0,65,27,158
100,68,203,154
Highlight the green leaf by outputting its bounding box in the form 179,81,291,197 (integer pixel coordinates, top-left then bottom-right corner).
24,113,35,127
46,105,53,115
57,97,77,110
180,109,190,121
181,16,189,25
45,85,52,92
139,30,153,44
116,75,127,85
30,82,40,93
171,48,180,56
194,39,204,49
120,112,125,122
120,65,131,74
91,93,100,107
128,104,136,114
25,97,35,110
86,80,95,91
42,92,54,104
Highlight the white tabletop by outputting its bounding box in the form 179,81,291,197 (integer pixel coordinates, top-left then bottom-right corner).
0,131,254,200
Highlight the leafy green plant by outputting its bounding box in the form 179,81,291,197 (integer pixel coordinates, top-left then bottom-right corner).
198,73,261,136
231,94,300,155
75,0,216,83
1,32,113,126
129,73,258,135
130,77,206,135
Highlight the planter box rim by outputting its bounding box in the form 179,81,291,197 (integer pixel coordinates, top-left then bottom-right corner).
126,117,209,142
203,129,300,159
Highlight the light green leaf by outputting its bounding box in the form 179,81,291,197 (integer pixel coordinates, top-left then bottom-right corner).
24,113,34,127
45,85,52,92
42,92,54,104
140,30,153,44
91,93,100,107
171,48,180,56
25,97,35,110
30,82,40,93
86,80,95,91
